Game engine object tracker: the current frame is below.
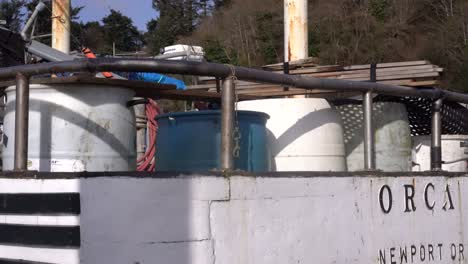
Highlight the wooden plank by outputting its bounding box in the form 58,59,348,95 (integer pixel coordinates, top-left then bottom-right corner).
270,64,442,77
344,72,440,81
379,80,440,87
236,87,304,94
0,76,263,101
271,65,343,74
323,68,443,80
192,75,441,94
139,89,259,101
189,82,279,90
343,60,430,70
262,57,320,70
240,89,358,98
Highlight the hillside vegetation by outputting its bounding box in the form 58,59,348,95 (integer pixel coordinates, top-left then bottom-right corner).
182,0,468,91
1,0,467,90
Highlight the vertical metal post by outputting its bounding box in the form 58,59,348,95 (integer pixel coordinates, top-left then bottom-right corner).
431,98,443,170
14,73,30,171
52,0,71,54
363,91,375,170
284,0,308,62
134,101,147,160
221,77,235,170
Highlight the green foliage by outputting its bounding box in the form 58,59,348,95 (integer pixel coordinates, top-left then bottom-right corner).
370,0,390,22
102,9,142,54
25,0,84,47
255,12,282,64
0,0,26,31
203,39,230,63
147,0,224,55
308,29,320,58
75,21,106,53
451,48,468,92
214,0,230,9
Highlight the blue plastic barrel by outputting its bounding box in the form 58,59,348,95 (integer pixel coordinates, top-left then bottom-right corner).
155,110,270,171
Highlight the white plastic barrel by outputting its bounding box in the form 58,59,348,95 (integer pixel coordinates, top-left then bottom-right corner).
412,135,468,172
2,84,136,172
237,98,346,171
338,102,412,171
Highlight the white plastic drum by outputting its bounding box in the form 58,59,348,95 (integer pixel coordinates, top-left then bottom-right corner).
338,102,412,171
2,84,136,172
412,135,468,172
237,98,346,171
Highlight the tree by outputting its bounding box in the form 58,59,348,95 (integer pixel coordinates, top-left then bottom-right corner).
102,9,142,54
214,0,230,9
75,21,106,53
25,0,84,48
0,0,26,31
179,0,282,66
147,0,219,55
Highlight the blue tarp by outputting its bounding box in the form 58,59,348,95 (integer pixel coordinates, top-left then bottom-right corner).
128,72,187,90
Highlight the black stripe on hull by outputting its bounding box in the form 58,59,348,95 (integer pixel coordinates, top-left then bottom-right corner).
0,258,55,264
0,224,80,248
0,193,80,215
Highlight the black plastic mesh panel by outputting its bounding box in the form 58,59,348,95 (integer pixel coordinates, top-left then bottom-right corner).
332,96,468,136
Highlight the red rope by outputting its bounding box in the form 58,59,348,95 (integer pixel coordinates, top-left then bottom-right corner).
137,99,160,172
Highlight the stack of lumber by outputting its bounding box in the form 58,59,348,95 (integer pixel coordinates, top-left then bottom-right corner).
188,60,443,98
270,60,442,86
262,57,320,70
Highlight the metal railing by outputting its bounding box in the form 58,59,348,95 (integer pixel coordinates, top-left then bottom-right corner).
0,58,465,171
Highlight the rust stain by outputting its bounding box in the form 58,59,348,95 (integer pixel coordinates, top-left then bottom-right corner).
287,1,296,61
51,0,71,52
286,0,307,62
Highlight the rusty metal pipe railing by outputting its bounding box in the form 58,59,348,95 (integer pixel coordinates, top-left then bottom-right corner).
431,98,444,171
363,91,375,170
221,78,235,170
13,73,30,171
0,58,467,103
2,58,468,172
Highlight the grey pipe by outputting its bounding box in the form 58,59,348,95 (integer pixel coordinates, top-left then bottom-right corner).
431,98,443,171
442,157,468,165
0,58,466,103
221,78,235,170
3,58,468,172
20,1,47,41
363,92,375,170
13,73,30,171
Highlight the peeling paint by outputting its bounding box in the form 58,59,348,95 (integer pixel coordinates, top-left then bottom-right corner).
284,0,308,62
51,0,71,53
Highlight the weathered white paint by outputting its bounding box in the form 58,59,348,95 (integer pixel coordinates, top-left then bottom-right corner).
0,178,79,193
2,84,136,172
284,0,308,62
52,0,71,54
215,176,467,264
82,240,214,264
413,135,468,172
338,102,412,171
0,215,79,226
79,176,229,263
238,99,346,171
0,174,467,264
